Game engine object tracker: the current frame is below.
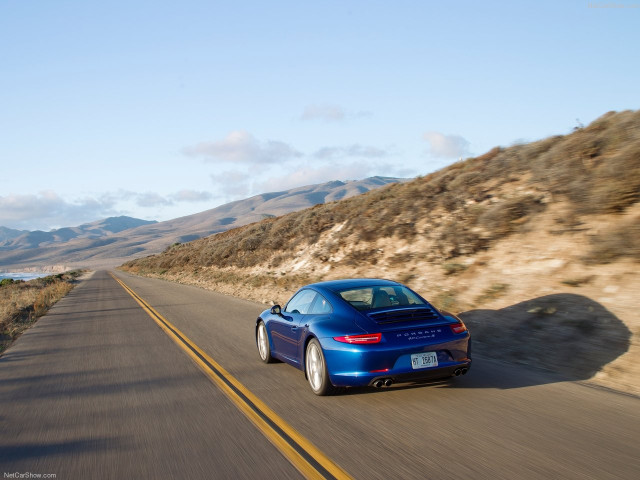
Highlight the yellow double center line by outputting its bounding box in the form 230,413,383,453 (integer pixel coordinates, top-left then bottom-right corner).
111,273,352,480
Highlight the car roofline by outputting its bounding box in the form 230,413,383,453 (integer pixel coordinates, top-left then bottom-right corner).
307,278,402,292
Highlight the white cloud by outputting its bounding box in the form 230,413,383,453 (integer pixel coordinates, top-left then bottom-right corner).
170,190,214,203
210,170,252,197
0,191,118,231
254,162,373,193
0,189,221,231
116,189,213,206
301,104,346,122
313,144,389,160
183,130,302,164
423,131,471,159
135,192,173,208
301,104,372,122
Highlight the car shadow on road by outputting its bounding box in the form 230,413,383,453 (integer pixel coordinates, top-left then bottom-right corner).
346,293,632,394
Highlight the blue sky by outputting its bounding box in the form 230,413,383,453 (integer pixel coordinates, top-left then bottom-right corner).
1,0,638,231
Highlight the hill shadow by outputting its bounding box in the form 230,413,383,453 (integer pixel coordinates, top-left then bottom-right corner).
344,293,632,395
455,293,631,387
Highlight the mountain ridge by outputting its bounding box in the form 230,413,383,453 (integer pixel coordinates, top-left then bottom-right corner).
0,226,29,244
0,216,158,251
0,176,405,270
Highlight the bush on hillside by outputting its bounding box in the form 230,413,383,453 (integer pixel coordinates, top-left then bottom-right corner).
585,216,640,264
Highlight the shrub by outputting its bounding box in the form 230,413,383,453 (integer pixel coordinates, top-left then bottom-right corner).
475,283,509,305
585,217,640,264
561,276,594,287
441,225,487,259
443,263,468,275
431,291,460,312
477,195,546,238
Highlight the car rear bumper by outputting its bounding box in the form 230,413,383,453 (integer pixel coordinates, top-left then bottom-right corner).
328,360,471,387
367,362,471,386
321,335,471,387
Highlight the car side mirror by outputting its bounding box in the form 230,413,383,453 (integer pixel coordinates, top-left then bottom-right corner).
270,305,282,315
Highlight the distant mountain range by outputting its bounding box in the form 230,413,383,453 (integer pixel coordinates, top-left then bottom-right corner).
0,176,405,270
0,217,157,250
0,226,29,243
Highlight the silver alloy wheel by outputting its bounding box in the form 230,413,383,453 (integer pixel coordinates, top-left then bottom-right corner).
306,342,324,392
258,323,269,361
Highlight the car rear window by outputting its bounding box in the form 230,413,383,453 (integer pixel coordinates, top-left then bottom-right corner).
337,285,425,311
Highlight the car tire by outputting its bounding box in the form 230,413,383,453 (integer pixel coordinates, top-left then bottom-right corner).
305,339,335,396
257,321,274,364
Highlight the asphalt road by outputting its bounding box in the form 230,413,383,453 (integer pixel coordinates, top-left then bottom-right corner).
1,271,639,479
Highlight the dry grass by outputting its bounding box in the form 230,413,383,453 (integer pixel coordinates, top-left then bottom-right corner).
0,271,83,354
585,215,640,264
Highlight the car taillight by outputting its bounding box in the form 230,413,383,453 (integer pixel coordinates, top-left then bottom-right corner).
333,333,382,344
450,322,467,334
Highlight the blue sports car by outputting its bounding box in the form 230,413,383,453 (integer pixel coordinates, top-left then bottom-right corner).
255,278,471,395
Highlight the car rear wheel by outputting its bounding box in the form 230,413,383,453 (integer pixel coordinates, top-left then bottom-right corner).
305,339,335,396
257,321,274,363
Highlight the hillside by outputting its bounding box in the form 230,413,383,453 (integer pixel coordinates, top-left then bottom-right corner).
121,110,640,395
0,177,403,270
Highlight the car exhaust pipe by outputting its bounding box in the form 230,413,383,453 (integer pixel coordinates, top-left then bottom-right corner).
373,380,384,388
454,368,461,376
384,378,393,387
461,368,468,375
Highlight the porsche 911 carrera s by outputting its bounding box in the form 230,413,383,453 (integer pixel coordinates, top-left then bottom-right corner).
255,278,471,395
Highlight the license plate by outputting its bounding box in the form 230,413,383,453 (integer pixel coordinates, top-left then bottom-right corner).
411,352,438,369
